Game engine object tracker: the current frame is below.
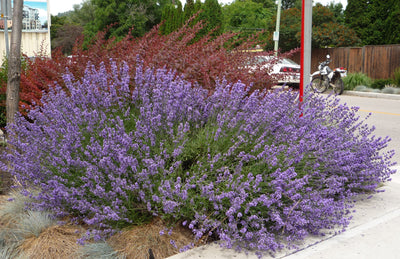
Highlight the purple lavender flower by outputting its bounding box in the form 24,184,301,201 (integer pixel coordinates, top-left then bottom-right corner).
0,59,395,255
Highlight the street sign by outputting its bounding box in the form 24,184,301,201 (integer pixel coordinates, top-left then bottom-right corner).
273,31,279,42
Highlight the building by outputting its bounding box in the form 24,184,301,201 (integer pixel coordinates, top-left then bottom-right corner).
0,19,11,29
22,5,41,30
0,0,50,64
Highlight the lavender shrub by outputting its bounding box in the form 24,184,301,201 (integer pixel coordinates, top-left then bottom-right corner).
1,60,395,253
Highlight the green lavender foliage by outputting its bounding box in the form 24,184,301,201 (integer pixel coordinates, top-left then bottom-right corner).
1,61,395,254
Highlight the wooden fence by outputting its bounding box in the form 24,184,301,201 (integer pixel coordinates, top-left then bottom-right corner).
292,45,400,79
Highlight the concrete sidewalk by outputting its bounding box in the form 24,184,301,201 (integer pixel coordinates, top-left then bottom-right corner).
168,166,400,259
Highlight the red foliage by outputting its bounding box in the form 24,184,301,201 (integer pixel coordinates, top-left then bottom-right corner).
9,19,297,116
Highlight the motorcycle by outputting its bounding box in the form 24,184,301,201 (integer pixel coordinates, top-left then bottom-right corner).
310,54,345,95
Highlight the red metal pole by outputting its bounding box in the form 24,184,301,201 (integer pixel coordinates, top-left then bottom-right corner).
300,0,305,106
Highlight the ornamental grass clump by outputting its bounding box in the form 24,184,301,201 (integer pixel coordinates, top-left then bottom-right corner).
1,60,395,255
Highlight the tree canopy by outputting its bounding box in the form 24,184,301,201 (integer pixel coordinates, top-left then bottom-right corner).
160,2,184,35
267,3,360,52
345,0,400,45
222,0,274,32
199,0,224,36
280,0,300,10
51,0,390,54
159,0,224,39
84,0,166,40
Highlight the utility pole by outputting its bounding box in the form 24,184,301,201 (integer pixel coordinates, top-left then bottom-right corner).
300,0,312,108
6,0,23,125
273,0,282,56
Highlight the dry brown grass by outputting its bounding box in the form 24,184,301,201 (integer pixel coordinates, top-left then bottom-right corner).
18,224,85,259
0,195,13,227
108,218,196,259
0,195,197,259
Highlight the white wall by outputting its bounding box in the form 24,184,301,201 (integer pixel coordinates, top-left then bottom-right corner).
0,30,51,65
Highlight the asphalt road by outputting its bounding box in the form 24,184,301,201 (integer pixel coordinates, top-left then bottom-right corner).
336,94,400,164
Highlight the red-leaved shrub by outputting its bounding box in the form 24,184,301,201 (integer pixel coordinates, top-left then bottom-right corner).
0,18,298,127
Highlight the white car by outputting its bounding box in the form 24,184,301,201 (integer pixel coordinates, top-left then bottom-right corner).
248,56,301,87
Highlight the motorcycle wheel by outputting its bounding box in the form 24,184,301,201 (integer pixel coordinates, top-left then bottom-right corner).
311,77,327,93
333,78,344,95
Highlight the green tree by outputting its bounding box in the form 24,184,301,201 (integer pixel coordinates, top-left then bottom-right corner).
223,0,274,30
312,4,360,48
84,0,165,41
344,0,374,45
327,2,345,24
267,4,360,52
160,2,184,34
192,0,203,24
372,0,400,44
67,0,96,27
281,0,300,9
313,3,335,26
267,7,301,51
384,3,400,44
50,15,67,45
250,0,276,9
184,0,196,20
50,1,93,54
344,0,400,45
194,0,202,12
173,1,184,30
199,0,224,37
312,22,360,48
222,0,274,41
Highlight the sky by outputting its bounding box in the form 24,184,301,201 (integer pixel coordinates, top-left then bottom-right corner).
49,0,348,15
49,0,83,15
310,0,347,8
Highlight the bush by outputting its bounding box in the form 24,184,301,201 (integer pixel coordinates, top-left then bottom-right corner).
381,87,400,94
371,78,395,90
2,19,292,131
1,61,395,254
393,66,400,87
342,72,372,90
353,85,368,92
0,55,43,129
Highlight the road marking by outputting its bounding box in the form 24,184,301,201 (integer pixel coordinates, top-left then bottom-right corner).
358,109,400,116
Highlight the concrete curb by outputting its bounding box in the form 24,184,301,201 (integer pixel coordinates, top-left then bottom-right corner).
343,91,400,100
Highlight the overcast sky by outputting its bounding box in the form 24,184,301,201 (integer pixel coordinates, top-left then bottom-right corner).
49,0,83,15
49,0,348,16
309,0,347,8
